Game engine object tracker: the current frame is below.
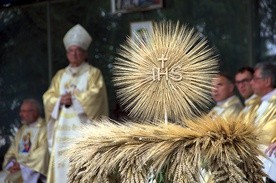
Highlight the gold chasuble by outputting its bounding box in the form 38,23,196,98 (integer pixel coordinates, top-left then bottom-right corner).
238,94,261,123
208,95,243,119
43,62,109,183
257,93,276,144
254,90,276,181
3,118,49,177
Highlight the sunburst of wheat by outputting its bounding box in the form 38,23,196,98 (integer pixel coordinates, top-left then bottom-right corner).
113,21,219,123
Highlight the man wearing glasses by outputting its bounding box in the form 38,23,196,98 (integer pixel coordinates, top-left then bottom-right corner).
250,62,276,183
235,67,261,120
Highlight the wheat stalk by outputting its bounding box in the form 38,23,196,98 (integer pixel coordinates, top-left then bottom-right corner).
67,116,265,183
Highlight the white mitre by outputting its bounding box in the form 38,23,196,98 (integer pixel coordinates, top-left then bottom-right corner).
63,24,92,50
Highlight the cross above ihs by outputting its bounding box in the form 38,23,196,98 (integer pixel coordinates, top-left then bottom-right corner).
152,54,183,82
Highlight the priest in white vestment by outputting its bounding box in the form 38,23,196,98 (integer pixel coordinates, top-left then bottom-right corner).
0,99,49,183
208,72,243,119
250,62,276,182
234,67,261,120
43,24,109,183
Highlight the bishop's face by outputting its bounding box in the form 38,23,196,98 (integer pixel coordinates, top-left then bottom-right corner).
66,45,87,67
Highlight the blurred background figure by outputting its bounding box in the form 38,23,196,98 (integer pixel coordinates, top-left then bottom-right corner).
0,99,49,183
43,24,109,183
